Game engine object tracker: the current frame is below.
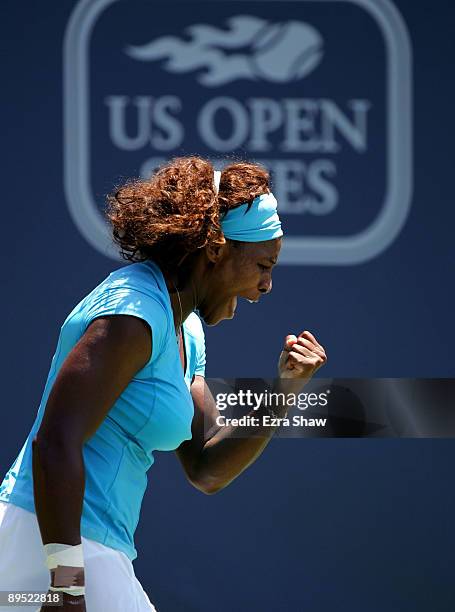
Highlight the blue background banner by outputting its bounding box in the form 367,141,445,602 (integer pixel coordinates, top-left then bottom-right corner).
2,1,454,610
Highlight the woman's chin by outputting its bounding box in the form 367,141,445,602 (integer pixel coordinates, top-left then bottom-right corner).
199,298,237,325
199,309,224,326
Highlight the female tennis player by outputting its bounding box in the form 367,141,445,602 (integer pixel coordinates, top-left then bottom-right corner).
0,157,326,611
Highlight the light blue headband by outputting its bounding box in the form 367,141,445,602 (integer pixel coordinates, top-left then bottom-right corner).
214,171,283,242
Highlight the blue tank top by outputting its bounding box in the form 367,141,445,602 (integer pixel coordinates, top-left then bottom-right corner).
0,260,206,561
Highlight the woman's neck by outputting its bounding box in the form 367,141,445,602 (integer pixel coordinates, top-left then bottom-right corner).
161,265,199,333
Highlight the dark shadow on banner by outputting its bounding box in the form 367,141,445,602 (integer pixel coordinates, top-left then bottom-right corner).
203,379,455,438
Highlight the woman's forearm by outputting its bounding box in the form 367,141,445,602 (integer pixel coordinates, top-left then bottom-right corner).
195,378,305,493
32,435,85,546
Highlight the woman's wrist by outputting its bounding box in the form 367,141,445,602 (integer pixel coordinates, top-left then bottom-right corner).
45,543,85,597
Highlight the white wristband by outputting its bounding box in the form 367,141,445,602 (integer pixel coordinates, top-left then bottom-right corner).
44,543,85,597
44,543,84,569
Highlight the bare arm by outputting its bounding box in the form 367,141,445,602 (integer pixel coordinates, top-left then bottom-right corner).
32,316,151,582
176,331,327,494
176,376,296,494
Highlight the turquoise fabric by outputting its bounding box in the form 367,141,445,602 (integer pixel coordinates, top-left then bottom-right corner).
0,260,205,561
220,192,283,242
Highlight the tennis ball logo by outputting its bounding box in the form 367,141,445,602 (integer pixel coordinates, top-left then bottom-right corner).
250,21,323,83
126,15,324,86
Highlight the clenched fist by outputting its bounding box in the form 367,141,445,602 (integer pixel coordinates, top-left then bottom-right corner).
278,330,327,380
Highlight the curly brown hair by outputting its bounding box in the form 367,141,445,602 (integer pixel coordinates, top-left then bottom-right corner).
106,156,270,267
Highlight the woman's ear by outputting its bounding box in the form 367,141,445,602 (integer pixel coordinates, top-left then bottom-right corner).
205,240,228,264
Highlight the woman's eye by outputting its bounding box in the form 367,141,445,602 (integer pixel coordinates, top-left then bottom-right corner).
258,264,271,271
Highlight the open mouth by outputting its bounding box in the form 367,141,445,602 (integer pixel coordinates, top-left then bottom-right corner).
229,295,260,313
230,296,238,313
245,294,261,303
225,295,260,319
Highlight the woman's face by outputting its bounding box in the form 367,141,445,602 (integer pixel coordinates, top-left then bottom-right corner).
198,237,282,325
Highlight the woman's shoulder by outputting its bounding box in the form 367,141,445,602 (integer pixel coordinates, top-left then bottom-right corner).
104,260,164,295
64,260,171,328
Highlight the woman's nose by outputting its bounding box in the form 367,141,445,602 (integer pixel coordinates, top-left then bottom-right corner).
259,278,272,294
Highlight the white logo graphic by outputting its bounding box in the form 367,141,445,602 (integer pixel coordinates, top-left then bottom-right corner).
126,16,324,86
64,0,413,265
